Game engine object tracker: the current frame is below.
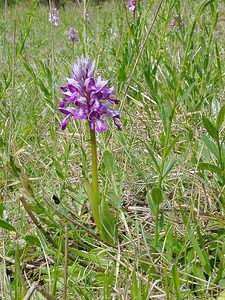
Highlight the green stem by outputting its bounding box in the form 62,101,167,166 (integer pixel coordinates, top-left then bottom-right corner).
153,204,159,252
217,139,225,184
83,0,87,56
89,125,101,228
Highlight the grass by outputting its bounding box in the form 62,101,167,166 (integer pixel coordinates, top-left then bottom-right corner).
0,0,225,299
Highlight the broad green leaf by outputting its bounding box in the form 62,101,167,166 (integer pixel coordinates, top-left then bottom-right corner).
100,198,117,245
37,78,51,98
161,104,167,134
103,151,115,175
131,268,141,300
23,62,36,78
0,219,16,232
151,187,163,205
159,213,164,231
217,104,225,130
104,265,115,299
146,190,156,215
85,181,101,229
0,202,4,218
188,229,211,275
24,234,40,246
52,159,65,180
202,116,218,140
165,134,182,158
162,156,178,178
178,204,211,274
142,142,160,172
198,162,222,174
9,155,21,177
202,134,219,158
69,248,109,266
214,255,224,284
179,83,196,104
192,264,206,281
172,264,182,300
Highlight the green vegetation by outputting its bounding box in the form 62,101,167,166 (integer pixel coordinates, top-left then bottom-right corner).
0,0,225,299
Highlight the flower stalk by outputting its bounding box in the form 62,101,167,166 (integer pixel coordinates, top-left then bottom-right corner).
89,125,101,229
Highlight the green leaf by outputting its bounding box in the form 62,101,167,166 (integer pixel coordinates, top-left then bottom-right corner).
9,155,21,177
0,219,16,232
179,83,196,103
24,234,40,246
188,229,211,275
162,156,178,178
165,134,182,158
100,198,117,245
202,116,218,140
146,190,156,214
52,159,65,180
202,134,219,158
103,151,115,175
172,264,182,300
159,213,164,231
0,202,4,218
198,162,222,174
217,104,225,130
70,248,109,266
142,142,160,172
85,181,101,229
151,187,163,205
37,78,51,98
161,104,167,134
131,268,141,300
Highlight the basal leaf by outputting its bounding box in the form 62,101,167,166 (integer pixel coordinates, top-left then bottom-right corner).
217,104,225,130
100,198,117,245
202,116,218,141
202,134,219,158
0,219,16,232
198,162,222,174
151,187,163,205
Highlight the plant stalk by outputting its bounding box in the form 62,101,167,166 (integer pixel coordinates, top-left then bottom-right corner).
89,125,101,229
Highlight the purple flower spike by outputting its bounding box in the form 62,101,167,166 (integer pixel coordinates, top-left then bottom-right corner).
128,0,137,12
169,15,184,31
49,8,59,26
68,28,79,43
59,56,122,133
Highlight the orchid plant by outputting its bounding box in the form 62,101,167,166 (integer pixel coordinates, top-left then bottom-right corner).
59,56,122,243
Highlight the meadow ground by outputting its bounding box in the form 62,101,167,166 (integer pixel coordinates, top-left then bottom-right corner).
0,0,225,299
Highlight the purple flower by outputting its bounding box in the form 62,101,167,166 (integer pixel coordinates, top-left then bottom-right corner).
68,28,79,43
169,17,176,29
128,0,137,12
169,15,184,31
49,8,59,26
59,56,122,133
